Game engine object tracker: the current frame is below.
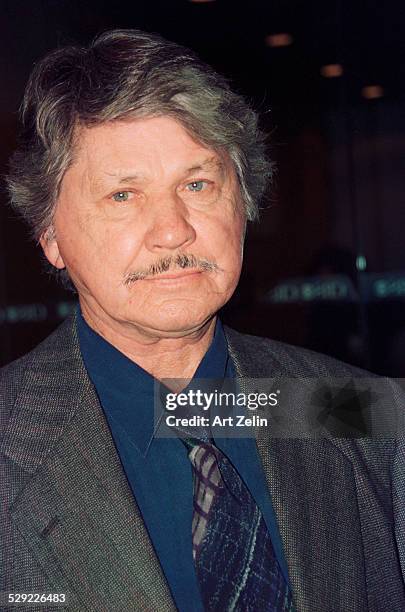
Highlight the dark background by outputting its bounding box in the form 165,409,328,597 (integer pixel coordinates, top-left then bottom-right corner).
1,0,405,375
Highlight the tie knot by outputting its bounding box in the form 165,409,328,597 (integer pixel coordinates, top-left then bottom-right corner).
181,439,224,488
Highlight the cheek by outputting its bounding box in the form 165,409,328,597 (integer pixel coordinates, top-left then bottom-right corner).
206,216,245,267
195,223,244,296
61,218,143,273
105,226,143,263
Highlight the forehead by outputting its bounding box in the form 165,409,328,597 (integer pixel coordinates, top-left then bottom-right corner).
71,116,231,179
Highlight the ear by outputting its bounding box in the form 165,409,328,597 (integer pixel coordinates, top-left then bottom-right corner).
39,226,66,270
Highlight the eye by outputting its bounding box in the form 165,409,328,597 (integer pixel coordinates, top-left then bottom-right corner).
112,191,132,202
186,180,208,192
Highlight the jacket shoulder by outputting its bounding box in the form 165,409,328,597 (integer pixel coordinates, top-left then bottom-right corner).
0,316,77,435
223,326,370,378
1,315,75,372
0,357,27,431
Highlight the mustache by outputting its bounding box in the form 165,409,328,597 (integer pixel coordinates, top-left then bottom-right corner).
123,254,221,286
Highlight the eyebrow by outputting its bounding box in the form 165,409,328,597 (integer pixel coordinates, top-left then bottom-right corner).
104,156,226,185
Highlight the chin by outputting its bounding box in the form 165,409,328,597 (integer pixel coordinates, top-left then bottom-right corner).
135,310,214,337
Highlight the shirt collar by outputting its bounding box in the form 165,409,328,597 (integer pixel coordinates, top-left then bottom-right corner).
77,309,230,457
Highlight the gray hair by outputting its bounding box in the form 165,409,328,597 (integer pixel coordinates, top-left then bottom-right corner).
7,29,272,285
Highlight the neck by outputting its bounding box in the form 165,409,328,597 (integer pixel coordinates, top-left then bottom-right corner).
80,303,217,385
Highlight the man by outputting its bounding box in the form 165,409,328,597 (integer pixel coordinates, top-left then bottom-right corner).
1,29,404,612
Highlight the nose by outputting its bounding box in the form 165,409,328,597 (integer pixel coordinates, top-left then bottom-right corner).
144,193,196,253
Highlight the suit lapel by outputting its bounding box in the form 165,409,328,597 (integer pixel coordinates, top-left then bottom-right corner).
253,434,368,611
225,327,368,611
2,316,175,611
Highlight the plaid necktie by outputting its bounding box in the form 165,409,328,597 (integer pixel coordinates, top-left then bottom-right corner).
183,437,296,611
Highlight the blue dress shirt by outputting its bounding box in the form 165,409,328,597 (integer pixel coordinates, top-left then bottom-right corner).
77,311,289,611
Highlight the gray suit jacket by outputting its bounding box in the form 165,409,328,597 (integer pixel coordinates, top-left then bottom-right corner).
1,314,404,612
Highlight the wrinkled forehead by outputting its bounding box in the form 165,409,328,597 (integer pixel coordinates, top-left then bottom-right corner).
67,115,240,188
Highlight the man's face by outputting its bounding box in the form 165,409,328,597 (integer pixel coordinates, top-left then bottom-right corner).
42,116,246,338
